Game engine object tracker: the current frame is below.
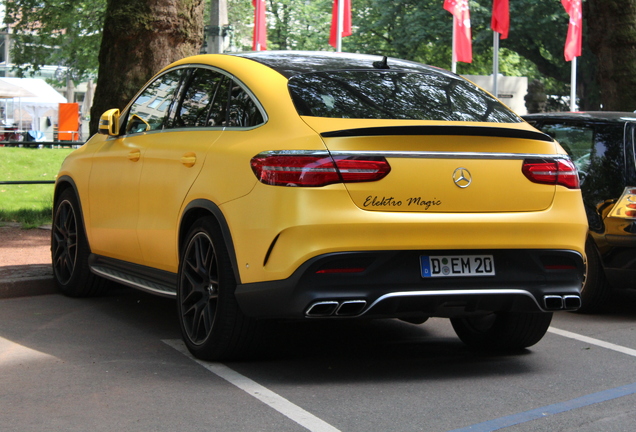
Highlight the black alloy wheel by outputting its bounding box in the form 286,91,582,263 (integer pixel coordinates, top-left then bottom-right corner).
51,188,107,297
177,216,260,360
179,231,220,345
52,197,78,285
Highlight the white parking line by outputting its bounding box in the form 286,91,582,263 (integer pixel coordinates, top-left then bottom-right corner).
548,327,636,357
163,339,342,432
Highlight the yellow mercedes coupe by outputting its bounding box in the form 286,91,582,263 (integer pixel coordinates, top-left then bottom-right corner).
52,52,588,360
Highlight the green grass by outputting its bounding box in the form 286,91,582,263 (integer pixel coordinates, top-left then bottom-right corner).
0,146,75,228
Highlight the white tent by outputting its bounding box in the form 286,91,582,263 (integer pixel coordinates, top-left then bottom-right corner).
0,77,67,134
0,80,36,98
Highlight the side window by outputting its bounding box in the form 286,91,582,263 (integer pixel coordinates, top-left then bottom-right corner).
125,70,182,134
171,68,224,128
227,83,265,127
208,77,231,127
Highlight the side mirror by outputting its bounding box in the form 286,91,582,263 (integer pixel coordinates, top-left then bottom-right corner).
98,109,120,136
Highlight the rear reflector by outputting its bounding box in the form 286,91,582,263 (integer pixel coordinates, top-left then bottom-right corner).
251,153,390,187
315,268,366,274
522,158,580,189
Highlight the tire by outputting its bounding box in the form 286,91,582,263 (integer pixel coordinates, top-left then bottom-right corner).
51,188,108,297
177,216,261,361
576,237,611,313
451,312,553,351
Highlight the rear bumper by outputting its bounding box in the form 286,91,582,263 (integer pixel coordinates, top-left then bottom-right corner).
235,249,585,319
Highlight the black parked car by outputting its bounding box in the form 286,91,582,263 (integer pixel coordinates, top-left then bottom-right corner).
524,112,636,312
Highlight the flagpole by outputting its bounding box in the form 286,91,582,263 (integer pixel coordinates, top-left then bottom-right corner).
451,17,457,73
493,31,499,98
570,57,577,111
336,0,344,52
255,0,261,51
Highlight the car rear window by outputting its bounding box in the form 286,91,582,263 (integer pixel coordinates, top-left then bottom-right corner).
288,70,521,123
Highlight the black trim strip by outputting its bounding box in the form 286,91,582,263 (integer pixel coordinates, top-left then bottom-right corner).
320,125,554,142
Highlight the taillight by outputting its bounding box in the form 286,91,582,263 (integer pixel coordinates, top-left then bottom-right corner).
251,153,390,187
522,158,580,189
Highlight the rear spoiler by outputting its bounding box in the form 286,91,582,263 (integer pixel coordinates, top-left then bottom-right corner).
321,125,554,142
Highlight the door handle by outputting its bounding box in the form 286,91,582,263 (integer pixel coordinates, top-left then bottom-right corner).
128,150,141,162
181,152,197,168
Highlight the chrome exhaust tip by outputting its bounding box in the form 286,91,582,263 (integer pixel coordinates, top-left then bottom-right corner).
544,295,564,310
563,295,582,310
306,301,339,317
543,294,581,311
335,300,367,316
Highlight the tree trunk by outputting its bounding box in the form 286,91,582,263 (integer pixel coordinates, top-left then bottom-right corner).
586,0,636,111
89,0,204,135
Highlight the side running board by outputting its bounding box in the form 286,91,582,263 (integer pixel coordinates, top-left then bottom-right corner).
88,254,178,298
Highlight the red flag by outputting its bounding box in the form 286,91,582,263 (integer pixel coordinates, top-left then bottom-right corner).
561,0,582,61
491,0,509,39
252,0,267,51
444,0,472,63
329,0,352,48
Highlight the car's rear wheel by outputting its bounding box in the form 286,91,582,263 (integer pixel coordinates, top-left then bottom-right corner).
450,311,553,351
576,237,611,313
177,216,260,361
51,188,107,297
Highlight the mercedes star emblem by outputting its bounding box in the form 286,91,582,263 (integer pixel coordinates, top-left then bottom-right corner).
453,167,472,188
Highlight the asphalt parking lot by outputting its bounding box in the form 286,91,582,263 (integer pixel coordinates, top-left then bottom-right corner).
1,284,635,432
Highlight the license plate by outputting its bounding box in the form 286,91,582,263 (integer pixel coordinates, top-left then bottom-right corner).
420,255,495,278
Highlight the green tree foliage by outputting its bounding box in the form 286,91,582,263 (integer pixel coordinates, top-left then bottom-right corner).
226,1,582,102
225,0,332,51
267,0,332,50
3,0,105,83
6,0,629,112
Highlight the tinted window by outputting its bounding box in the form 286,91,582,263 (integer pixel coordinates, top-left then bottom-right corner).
227,84,264,127
209,77,231,127
126,70,182,134
288,71,520,123
171,68,224,128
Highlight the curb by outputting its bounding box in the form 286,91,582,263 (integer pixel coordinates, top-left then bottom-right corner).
0,265,57,299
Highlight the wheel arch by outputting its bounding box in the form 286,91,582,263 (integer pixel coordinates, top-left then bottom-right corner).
53,175,80,208
53,176,90,245
180,199,242,284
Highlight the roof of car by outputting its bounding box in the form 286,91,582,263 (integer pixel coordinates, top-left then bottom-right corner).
523,111,636,123
231,51,450,78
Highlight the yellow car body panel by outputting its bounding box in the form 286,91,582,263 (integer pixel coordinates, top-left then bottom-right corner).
86,135,146,262
135,129,222,271
222,182,587,284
